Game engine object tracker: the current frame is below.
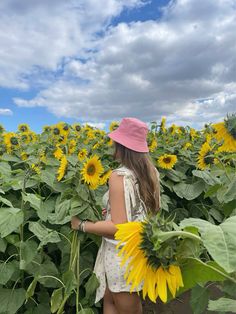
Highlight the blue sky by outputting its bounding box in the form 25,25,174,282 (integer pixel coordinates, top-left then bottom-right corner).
0,0,235,133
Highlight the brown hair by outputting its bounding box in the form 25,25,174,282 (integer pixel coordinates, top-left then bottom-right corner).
114,142,160,214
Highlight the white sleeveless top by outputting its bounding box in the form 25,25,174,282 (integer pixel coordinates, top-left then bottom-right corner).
93,165,160,303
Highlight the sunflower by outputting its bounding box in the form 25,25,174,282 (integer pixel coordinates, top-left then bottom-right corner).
81,155,104,188
99,169,112,185
72,123,81,133
68,139,77,155
3,132,19,153
157,154,177,169
43,125,51,132
149,138,158,152
78,148,88,161
115,221,184,303
18,123,30,133
183,142,192,150
212,113,236,152
57,155,68,181
197,142,216,170
160,117,167,133
190,128,198,140
21,152,28,160
169,124,177,135
109,121,119,132
39,150,47,163
19,132,32,144
54,145,64,160
31,163,41,174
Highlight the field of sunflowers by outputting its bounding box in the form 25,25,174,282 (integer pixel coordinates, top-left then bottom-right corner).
0,113,235,314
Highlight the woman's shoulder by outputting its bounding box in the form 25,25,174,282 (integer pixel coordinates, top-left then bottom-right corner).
112,165,134,177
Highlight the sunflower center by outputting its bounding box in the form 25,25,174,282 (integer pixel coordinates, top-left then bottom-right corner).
163,157,171,164
10,137,18,145
20,126,27,132
204,152,214,165
53,128,60,135
87,164,96,176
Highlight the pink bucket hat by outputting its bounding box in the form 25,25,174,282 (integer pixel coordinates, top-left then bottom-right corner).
108,117,149,152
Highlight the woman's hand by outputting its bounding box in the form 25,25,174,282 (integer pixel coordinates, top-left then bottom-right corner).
70,216,80,230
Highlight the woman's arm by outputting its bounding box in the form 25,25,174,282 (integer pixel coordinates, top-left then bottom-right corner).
71,172,127,238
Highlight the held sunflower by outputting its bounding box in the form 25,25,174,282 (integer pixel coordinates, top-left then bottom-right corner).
115,221,184,303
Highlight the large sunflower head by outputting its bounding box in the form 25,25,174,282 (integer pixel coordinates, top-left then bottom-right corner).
157,154,177,169
81,155,104,188
115,214,185,303
197,142,216,170
212,114,236,152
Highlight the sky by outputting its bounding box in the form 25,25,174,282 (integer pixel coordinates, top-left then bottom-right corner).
0,0,235,133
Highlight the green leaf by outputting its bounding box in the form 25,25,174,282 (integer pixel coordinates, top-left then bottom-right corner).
0,161,12,176
28,222,61,248
0,207,24,238
223,199,236,217
173,181,205,200
190,285,209,314
204,184,221,198
84,273,100,300
223,178,236,203
0,187,5,194
50,287,63,313
0,261,16,285
21,192,41,210
78,309,94,314
208,297,236,312
26,277,38,301
220,280,236,298
36,261,60,288
0,196,13,207
0,238,7,252
0,154,20,162
40,168,55,187
180,216,236,273
55,199,71,222
62,270,77,296
176,258,228,298
19,240,38,270
0,288,25,314
165,169,187,182
192,170,221,186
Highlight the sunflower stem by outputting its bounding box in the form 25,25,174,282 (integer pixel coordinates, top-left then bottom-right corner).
158,231,202,242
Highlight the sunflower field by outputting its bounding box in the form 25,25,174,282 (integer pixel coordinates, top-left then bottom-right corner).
0,113,235,314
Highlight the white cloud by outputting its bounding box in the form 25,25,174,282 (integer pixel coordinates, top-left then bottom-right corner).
0,0,145,89
5,0,236,127
0,108,13,115
83,122,106,129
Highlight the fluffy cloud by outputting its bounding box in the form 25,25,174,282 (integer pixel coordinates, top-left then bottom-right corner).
6,0,236,126
0,108,13,115
0,0,145,89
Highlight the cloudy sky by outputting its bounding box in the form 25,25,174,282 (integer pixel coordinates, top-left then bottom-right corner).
0,0,235,133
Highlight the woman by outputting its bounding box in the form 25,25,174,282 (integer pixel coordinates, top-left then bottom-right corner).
71,117,161,314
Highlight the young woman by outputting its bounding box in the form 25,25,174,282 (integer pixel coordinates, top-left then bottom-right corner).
71,117,161,314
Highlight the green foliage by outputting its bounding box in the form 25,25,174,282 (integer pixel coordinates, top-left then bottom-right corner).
0,118,235,312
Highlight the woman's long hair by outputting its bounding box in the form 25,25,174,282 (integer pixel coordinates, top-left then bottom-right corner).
114,142,160,214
